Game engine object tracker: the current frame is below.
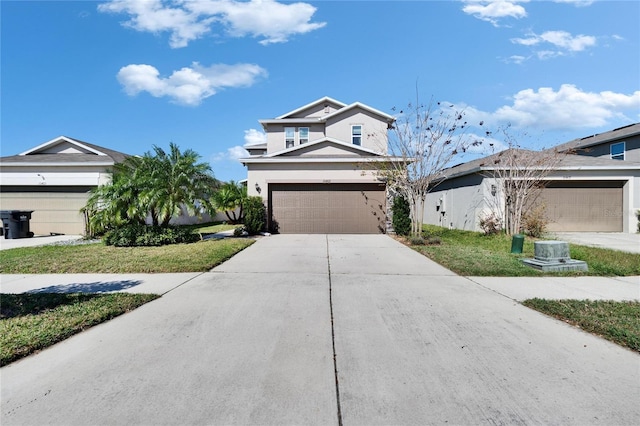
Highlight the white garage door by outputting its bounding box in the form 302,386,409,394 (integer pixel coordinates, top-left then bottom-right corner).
269,183,387,234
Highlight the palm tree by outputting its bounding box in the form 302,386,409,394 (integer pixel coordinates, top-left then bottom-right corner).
211,181,247,224
82,143,217,234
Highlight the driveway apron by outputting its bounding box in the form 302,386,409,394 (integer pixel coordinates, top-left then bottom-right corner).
1,234,639,425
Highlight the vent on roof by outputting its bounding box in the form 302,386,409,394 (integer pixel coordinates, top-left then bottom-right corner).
324,105,330,113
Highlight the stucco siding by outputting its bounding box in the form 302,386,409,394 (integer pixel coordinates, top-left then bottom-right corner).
325,109,388,153
574,135,640,162
424,174,488,231
246,162,379,199
265,123,325,153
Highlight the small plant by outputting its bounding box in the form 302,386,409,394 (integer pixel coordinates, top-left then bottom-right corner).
522,204,548,238
233,226,246,237
391,195,411,236
636,210,639,233
243,196,266,235
479,213,502,235
410,236,425,245
427,236,441,245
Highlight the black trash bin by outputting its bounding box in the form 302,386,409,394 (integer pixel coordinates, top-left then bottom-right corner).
0,210,34,239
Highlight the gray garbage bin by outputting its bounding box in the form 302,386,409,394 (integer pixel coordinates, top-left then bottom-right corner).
0,210,35,239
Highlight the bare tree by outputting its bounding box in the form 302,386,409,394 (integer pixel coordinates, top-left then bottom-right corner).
482,127,566,235
377,98,483,237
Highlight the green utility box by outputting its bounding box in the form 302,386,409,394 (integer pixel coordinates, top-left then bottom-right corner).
511,234,525,254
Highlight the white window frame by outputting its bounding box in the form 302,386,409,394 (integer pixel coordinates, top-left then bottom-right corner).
610,141,625,160
285,127,295,148
299,127,309,144
352,125,362,146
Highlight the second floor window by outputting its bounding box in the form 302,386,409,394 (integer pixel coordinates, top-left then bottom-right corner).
285,127,295,148
611,141,625,160
352,125,362,146
299,127,309,144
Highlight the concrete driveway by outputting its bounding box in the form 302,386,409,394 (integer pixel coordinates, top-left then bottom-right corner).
2,235,639,425
551,232,640,254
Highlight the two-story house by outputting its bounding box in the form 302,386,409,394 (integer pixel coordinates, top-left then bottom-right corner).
554,123,640,161
240,97,395,234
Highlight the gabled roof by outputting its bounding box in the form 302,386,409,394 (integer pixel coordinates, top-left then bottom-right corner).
276,96,347,119
239,137,392,165
264,137,384,158
554,123,640,153
441,148,640,181
1,136,129,166
260,97,396,129
322,102,395,123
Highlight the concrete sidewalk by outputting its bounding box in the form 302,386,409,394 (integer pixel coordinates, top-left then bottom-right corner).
2,235,639,425
551,231,640,254
0,234,83,250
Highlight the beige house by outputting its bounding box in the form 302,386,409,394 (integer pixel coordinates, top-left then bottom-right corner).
240,97,395,233
0,136,129,235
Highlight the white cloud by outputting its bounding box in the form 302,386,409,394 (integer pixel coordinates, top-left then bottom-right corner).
512,30,596,53
244,128,267,145
98,0,325,48
451,85,640,131
461,0,528,26
553,0,594,6
117,62,267,105
212,145,249,162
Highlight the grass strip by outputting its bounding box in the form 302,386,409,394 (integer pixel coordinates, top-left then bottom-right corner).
409,225,640,276
0,293,159,366
522,299,640,352
0,238,254,273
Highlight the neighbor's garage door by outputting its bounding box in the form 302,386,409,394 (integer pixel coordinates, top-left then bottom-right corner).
0,186,91,235
270,183,386,234
539,181,623,232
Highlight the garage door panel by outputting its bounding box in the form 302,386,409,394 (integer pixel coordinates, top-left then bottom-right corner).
0,190,89,235
270,184,386,234
539,181,623,232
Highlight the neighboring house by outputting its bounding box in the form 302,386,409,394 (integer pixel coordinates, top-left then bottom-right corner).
240,97,396,233
0,136,129,235
423,126,640,234
555,123,640,162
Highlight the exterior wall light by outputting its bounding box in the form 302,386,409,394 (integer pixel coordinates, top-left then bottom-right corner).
491,184,497,196
255,182,261,194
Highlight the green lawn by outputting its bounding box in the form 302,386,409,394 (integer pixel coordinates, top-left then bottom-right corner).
1,292,159,366
0,238,254,273
523,299,640,353
410,225,640,276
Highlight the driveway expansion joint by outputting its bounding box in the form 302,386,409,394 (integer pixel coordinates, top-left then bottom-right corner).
326,235,343,426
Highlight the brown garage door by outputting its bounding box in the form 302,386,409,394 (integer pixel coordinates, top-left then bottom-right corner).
539,181,623,232
269,183,386,234
0,186,91,235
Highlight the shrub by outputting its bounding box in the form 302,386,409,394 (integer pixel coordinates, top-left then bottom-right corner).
636,210,640,233
427,236,442,245
233,226,247,237
104,224,199,247
522,205,548,238
479,213,502,235
392,195,411,236
410,236,425,245
243,196,266,235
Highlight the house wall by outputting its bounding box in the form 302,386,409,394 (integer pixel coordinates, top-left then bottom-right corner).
265,123,325,153
0,169,112,187
574,134,640,162
246,161,380,199
325,109,388,153
287,101,343,118
423,174,489,231
424,169,639,233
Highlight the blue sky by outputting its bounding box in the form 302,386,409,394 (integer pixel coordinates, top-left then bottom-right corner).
2,0,639,182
